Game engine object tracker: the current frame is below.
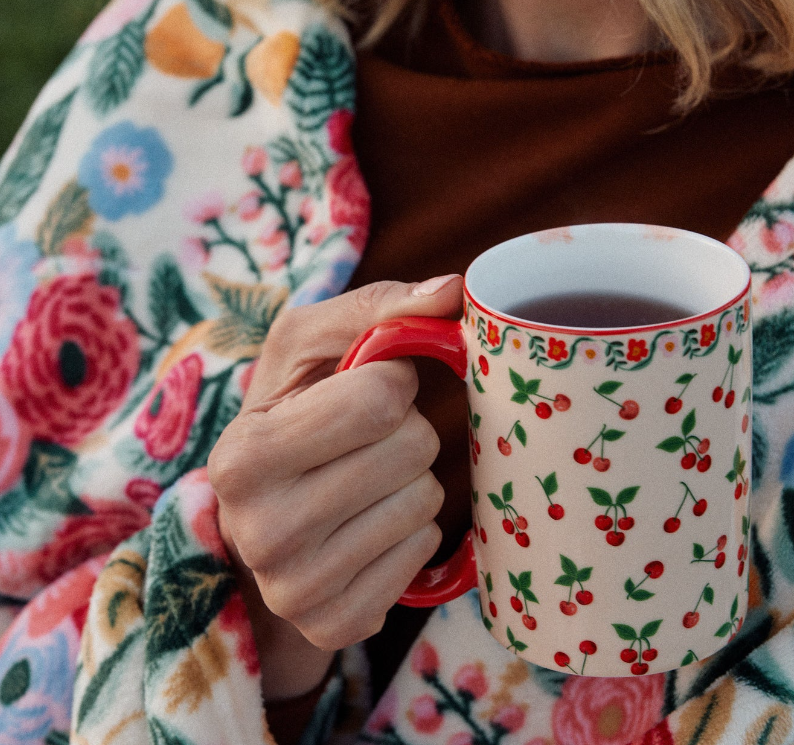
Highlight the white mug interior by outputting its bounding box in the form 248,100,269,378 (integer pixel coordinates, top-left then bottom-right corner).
465,223,751,331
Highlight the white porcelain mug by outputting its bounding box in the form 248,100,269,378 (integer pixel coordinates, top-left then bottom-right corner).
338,223,752,676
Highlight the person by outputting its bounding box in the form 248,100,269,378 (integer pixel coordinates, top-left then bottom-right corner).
1,0,794,742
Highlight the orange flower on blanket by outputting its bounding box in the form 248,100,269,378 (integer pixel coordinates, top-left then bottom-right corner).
134,353,203,460
551,673,664,745
0,274,139,447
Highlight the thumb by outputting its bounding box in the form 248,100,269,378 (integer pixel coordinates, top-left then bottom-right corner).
283,274,464,360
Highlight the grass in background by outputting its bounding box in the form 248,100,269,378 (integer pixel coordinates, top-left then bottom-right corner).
0,0,108,155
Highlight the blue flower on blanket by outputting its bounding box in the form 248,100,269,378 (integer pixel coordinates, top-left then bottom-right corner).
0,224,38,354
78,121,173,221
0,626,75,743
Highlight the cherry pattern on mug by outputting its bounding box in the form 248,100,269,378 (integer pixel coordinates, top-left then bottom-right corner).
462,285,751,676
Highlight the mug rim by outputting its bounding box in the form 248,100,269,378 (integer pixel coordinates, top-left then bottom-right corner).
464,223,752,337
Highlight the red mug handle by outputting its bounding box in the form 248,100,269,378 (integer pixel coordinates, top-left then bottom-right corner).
336,317,478,608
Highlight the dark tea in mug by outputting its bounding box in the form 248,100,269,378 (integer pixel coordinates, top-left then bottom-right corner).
504,291,696,328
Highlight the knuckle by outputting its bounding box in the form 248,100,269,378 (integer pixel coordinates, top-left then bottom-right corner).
416,521,443,560
352,281,402,316
359,369,414,436
417,473,445,520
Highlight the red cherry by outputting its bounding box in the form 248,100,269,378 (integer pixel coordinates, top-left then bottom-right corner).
683,611,700,628
548,504,565,520
471,450,478,465
715,552,726,568
579,640,597,655
606,530,625,546
478,355,490,376
595,515,613,531
535,402,552,419
515,516,528,530
713,386,724,402
642,648,658,662
554,393,571,412
717,534,728,551
554,652,570,667
742,414,749,433
697,438,711,454
737,544,744,560
696,455,712,473
619,400,640,420
738,560,745,576
497,437,512,456
560,601,578,616
474,440,481,455
576,590,593,605
522,614,537,630
681,452,697,469
503,518,515,534
734,483,743,500
725,390,736,408
510,596,523,612
489,601,498,617
665,397,683,414
593,457,611,472
692,499,708,516
617,516,635,531
743,482,749,496
664,517,681,533
743,545,749,560
480,528,487,543
621,648,638,663
574,447,592,464
515,532,530,547
469,429,475,445
631,662,649,675
644,561,664,579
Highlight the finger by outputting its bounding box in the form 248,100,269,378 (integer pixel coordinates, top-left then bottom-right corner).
302,472,445,605
295,522,443,650
247,275,463,402
211,359,421,495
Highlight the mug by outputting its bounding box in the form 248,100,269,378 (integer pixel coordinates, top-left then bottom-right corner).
338,223,752,677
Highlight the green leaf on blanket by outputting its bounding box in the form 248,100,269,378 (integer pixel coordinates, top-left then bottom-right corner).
0,90,77,226
86,20,147,116
0,482,32,538
94,230,131,302
146,553,235,659
35,180,93,256
529,664,568,698
149,717,196,745
0,658,30,705
44,731,69,745
753,308,794,387
76,628,143,728
285,25,355,132
752,412,768,488
190,0,233,28
23,441,90,515
149,256,202,340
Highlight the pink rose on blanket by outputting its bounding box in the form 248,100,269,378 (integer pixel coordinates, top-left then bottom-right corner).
367,688,398,733
407,694,444,734
218,592,260,676
760,220,794,255
134,352,203,460
327,156,370,255
0,274,139,446
0,390,31,492
552,674,664,745
37,499,150,584
629,720,674,745
124,477,163,510
327,109,354,155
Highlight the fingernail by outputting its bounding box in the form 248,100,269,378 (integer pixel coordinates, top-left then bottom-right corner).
412,274,461,297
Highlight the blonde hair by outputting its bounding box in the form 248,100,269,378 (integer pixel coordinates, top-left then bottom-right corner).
318,0,794,112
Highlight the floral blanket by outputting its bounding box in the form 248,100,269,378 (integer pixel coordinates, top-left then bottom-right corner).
1,0,794,743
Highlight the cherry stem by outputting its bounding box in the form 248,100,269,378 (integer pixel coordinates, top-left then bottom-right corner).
581,653,589,675
595,388,621,408
682,483,696,504
506,420,519,441
679,375,696,397
587,425,607,451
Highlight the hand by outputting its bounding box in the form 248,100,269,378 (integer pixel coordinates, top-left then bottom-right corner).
208,275,463,695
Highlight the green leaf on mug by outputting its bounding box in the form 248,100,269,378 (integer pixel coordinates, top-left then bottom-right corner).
502,482,514,503
658,437,685,453
554,575,575,587
676,373,696,385
559,555,577,577
640,619,662,638
474,378,485,394
602,429,626,442
616,486,639,505
715,622,732,638
625,578,636,594
509,368,526,391
515,423,527,447
682,409,696,437
595,381,623,396
576,567,592,583
509,571,520,590
540,472,557,496
613,623,637,641
588,487,613,507
630,589,654,601
693,543,705,560
682,650,697,666
518,571,532,589
511,391,528,404
513,640,528,652
488,493,504,510
731,594,738,619
703,585,715,605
